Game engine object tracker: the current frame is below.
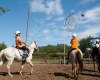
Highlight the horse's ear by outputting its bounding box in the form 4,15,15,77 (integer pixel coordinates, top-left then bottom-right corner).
34,41,36,44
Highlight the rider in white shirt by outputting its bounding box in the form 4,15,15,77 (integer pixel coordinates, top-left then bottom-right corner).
94,39,100,48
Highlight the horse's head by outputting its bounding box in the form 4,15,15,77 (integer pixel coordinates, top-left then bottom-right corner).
85,48,92,55
28,41,39,53
33,41,39,52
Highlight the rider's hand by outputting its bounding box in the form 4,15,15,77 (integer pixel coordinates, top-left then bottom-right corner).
23,41,26,44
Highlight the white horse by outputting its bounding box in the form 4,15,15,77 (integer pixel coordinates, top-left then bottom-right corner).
85,48,96,71
0,41,38,76
69,49,83,80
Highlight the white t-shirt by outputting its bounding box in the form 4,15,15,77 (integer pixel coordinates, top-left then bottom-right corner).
94,44,99,48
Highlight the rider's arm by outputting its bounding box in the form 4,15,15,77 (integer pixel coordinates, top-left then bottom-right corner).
17,37,25,44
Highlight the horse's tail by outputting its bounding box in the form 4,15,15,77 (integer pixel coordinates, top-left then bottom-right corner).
0,49,5,59
77,51,83,72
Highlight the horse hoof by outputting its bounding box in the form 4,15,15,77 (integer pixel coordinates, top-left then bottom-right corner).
20,73,22,75
10,75,13,77
19,72,22,75
30,73,33,75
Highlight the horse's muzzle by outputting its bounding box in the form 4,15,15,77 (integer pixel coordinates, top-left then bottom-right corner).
34,48,39,52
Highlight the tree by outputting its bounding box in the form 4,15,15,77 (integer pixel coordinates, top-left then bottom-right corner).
38,44,70,53
79,36,94,53
12,44,15,47
57,44,70,53
0,6,10,16
0,42,7,51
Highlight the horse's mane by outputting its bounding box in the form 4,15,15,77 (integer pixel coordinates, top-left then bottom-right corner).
27,42,35,47
28,42,33,46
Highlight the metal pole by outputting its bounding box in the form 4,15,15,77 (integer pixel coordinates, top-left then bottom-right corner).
63,19,69,65
64,20,66,65
26,8,30,44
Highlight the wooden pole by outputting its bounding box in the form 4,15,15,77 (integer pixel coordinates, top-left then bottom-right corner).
26,8,30,44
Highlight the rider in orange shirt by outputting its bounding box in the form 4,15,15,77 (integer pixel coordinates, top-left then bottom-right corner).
15,31,29,61
67,33,79,61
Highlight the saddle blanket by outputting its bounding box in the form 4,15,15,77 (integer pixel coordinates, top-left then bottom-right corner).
17,49,30,56
17,49,25,56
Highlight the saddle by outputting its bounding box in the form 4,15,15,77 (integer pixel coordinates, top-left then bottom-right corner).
15,46,29,61
15,46,28,57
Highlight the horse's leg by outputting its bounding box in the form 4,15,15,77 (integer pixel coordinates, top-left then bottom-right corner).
72,63,75,77
72,63,74,76
19,61,26,75
7,60,13,77
95,57,100,72
0,61,3,66
93,59,96,71
26,59,34,74
72,63,78,79
76,63,79,80
92,58,95,71
74,64,77,78
0,56,7,66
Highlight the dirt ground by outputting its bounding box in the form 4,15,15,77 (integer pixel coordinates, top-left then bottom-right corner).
0,63,100,80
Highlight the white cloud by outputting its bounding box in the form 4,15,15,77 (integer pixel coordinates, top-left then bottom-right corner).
47,22,56,26
30,0,45,12
45,16,52,20
55,16,64,21
43,29,50,33
29,32,34,36
78,25,100,39
44,36,63,42
45,36,52,40
30,0,63,15
80,6,100,24
80,0,96,4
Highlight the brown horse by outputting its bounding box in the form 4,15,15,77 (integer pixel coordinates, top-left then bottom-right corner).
69,48,83,80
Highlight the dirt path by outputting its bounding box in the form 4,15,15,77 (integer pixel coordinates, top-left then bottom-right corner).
0,63,100,80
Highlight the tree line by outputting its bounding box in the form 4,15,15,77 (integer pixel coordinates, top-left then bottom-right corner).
38,36,94,53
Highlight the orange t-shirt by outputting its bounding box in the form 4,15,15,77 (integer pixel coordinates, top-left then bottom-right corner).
15,36,23,47
70,38,79,49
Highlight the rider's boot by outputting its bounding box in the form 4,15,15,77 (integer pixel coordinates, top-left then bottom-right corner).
22,54,27,61
22,50,28,61
24,50,29,57
66,57,69,64
66,52,70,64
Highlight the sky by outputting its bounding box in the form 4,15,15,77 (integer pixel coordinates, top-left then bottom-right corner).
0,0,100,47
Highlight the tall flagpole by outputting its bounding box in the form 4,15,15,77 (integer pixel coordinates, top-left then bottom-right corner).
26,8,30,44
